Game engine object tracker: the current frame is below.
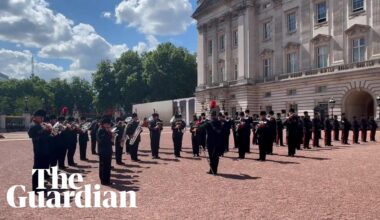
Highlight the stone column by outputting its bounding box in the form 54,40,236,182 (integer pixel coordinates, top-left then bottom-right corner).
212,20,218,84
185,99,190,126
225,13,232,82
237,11,246,80
0,115,5,132
197,25,205,86
22,113,31,130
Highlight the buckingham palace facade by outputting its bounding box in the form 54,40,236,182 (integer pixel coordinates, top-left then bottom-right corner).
193,0,380,121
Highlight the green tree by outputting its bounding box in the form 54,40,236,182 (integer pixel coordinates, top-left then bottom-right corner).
142,43,197,101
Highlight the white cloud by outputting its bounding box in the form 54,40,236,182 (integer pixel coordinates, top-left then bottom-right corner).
133,35,159,54
0,49,63,80
0,0,73,47
102,11,112,18
39,23,128,70
115,0,194,36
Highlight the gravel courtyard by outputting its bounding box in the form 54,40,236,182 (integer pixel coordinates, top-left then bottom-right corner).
0,129,379,220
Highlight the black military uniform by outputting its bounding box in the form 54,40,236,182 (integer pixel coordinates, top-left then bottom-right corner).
97,117,113,185
333,115,340,141
89,118,99,155
255,111,270,161
324,116,333,146
267,111,277,154
312,114,322,148
65,117,78,166
232,112,239,148
126,113,142,162
360,116,368,142
55,116,67,169
190,115,200,157
48,115,59,169
78,117,89,161
244,110,253,153
369,118,378,142
298,116,305,150
171,115,186,158
115,118,125,164
236,112,250,159
252,114,259,146
200,111,224,175
341,114,351,145
284,109,300,157
276,113,284,146
303,113,312,149
28,110,50,192
148,113,163,159
352,116,360,144
199,113,207,150
223,112,232,152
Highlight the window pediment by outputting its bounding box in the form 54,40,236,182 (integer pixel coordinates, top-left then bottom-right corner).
311,34,331,44
284,42,300,51
260,49,274,57
345,24,370,36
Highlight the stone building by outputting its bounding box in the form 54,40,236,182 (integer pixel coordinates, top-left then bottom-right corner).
193,0,380,122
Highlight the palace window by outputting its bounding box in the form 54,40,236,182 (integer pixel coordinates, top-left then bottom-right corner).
287,12,297,33
317,46,328,68
219,35,225,51
287,89,297,96
316,86,327,93
208,40,212,56
352,38,366,62
265,106,273,113
316,2,327,23
288,103,298,113
233,30,238,47
234,64,238,80
287,52,298,73
263,21,272,40
263,58,272,77
352,0,364,12
264,92,271,98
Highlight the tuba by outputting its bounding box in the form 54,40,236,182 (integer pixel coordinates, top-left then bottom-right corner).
129,120,143,145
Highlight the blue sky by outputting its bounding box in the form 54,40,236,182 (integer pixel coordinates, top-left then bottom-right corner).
0,0,198,80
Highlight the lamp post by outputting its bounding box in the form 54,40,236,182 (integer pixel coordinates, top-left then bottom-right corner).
24,96,29,113
376,95,380,119
328,97,336,119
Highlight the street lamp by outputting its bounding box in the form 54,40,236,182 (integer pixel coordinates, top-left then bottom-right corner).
24,96,29,113
328,97,336,119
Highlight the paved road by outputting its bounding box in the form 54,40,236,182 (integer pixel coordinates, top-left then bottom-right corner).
0,129,379,219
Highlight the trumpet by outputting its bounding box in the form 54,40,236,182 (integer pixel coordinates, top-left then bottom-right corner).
80,122,92,133
51,122,67,136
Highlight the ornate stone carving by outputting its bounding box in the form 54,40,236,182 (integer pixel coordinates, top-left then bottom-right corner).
345,24,371,36
311,34,332,44
260,49,274,57
284,42,300,51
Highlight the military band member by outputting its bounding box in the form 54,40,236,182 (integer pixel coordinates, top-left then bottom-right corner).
28,109,50,192
360,115,368,143
276,113,284,146
200,111,224,175
256,111,270,161
284,108,299,157
303,112,312,149
65,116,78,166
223,112,232,152
232,112,239,148
78,116,89,161
236,112,250,159
252,114,259,146
369,117,378,142
89,116,100,155
126,113,142,162
171,114,186,158
48,115,59,169
190,114,200,157
244,110,253,153
352,116,360,144
199,113,207,150
324,115,333,147
267,111,276,154
341,113,351,145
97,117,113,185
298,116,305,150
56,116,67,169
333,115,340,141
148,113,163,159
115,117,125,164
312,113,322,148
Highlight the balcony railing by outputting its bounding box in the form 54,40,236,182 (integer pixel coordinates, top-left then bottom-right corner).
195,59,380,91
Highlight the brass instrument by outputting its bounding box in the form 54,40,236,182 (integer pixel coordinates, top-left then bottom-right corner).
129,120,143,145
80,122,92,133
51,122,67,136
